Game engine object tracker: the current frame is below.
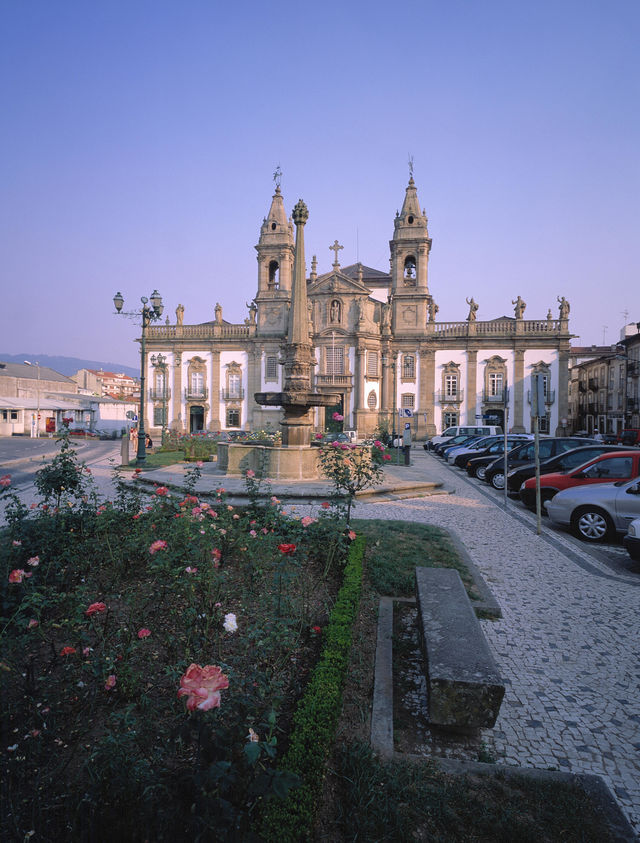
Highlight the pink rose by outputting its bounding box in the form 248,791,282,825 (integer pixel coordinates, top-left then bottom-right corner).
104,674,116,690
301,516,317,527
332,412,343,421
185,566,198,574
246,469,255,478
12,540,22,547
27,619,39,629
177,663,229,711
85,602,107,616
383,454,392,461
149,540,168,555
321,501,331,509
155,486,169,496
27,556,40,567
137,628,151,639
8,569,31,583
0,474,11,487
348,530,357,541
249,530,257,537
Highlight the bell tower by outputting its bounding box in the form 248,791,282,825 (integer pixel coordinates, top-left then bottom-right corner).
254,170,294,335
389,175,432,334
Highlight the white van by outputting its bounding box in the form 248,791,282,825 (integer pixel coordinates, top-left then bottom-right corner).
427,425,503,451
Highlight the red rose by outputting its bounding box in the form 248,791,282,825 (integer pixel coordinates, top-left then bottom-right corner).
277,543,297,555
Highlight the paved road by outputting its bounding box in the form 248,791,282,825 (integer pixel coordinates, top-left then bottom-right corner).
356,450,640,833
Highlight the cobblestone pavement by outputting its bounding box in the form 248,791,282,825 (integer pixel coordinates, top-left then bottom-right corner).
354,452,640,834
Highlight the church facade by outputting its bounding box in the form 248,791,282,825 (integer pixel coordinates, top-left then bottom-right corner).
144,177,572,440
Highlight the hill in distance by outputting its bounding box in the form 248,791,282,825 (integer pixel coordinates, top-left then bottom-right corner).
0,353,139,379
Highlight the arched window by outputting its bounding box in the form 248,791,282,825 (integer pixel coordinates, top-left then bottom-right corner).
268,260,280,290
367,390,377,410
402,355,415,380
403,255,416,284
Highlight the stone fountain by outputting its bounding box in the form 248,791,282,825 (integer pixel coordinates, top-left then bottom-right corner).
218,199,339,480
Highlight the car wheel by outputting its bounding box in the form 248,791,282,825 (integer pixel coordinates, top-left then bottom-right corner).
571,507,613,543
474,465,487,480
490,472,505,490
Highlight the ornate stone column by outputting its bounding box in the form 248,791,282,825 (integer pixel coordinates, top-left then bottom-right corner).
171,351,183,432
513,349,526,432
466,347,478,424
556,344,571,435
210,350,221,430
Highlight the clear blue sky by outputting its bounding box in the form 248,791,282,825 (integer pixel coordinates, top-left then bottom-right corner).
1,0,638,368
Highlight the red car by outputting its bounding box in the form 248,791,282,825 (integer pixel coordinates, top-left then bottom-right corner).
519,450,640,510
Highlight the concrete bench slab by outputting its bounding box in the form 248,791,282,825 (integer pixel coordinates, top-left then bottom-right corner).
415,567,505,731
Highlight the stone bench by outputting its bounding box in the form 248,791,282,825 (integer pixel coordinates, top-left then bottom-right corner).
415,567,505,731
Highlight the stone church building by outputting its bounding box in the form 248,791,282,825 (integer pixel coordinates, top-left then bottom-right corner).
144,177,571,440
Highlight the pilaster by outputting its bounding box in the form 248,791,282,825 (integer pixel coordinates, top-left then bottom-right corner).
513,349,526,433
419,345,436,436
556,345,570,435
171,351,183,432
210,350,221,430
466,348,478,424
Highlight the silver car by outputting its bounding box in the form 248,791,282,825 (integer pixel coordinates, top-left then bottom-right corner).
545,477,640,542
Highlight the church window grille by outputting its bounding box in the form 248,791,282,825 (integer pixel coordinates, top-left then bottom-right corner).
367,351,379,378
326,346,344,375
367,390,377,410
265,356,278,381
401,393,415,409
403,355,415,380
153,406,166,427
226,408,241,428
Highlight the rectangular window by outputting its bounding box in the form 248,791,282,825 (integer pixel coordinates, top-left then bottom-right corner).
153,406,166,426
191,372,204,395
227,373,241,398
155,372,165,392
443,412,458,428
265,356,278,381
489,373,504,397
402,355,415,379
10,411,18,420
226,408,240,428
401,394,415,409
367,351,379,378
1,411,6,420
445,374,458,397
326,346,344,375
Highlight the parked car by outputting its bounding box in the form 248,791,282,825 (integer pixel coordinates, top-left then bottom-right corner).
481,437,598,489
68,428,100,438
312,432,352,446
453,435,531,471
545,477,640,542
617,429,640,447
425,424,503,451
623,518,640,561
519,450,640,510
434,434,482,457
505,445,627,494
446,435,504,465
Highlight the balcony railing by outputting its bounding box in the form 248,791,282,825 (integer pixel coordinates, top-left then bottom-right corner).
184,387,208,401
436,389,464,404
221,388,245,401
148,388,171,401
315,374,353,387
483,390,507,403
588,378,599,390
527,389,555,405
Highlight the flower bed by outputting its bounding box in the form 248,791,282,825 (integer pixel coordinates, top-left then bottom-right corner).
0,445,357,841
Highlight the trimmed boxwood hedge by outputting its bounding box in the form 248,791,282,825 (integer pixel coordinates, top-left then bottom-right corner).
260,534,365,841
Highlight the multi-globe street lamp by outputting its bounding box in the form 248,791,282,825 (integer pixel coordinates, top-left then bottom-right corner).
113,290,164,465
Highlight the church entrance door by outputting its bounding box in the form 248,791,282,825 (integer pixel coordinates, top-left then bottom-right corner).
190,406,205,432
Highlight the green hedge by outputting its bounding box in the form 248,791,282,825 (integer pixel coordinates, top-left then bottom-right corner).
183,439,218,461
260,535,365,841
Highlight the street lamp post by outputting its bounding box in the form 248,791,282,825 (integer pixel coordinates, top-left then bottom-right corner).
150,352,168,445
113,290,164,465
24,360,40,438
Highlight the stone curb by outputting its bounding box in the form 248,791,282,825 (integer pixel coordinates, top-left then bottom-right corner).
371,597,636,841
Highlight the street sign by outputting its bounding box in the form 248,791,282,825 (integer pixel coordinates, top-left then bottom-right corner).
475,414,482,419
401,408,413,417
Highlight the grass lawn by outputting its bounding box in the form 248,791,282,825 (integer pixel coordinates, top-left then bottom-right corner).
122,448,188,470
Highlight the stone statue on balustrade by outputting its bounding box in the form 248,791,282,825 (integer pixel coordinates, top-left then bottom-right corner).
557,296,570,320
215,302,223,324
175,303,184,326
428,298,439,322
512,295,526,319
465,297,479,322
246,301,257,325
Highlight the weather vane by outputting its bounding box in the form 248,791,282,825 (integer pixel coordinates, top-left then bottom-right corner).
273,164,282,189
408,154,414,178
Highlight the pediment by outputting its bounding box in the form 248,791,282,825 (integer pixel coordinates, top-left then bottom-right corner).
308,270,370,296
317,326,350,338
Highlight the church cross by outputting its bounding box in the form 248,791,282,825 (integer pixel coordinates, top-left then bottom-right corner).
329,239,343,268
